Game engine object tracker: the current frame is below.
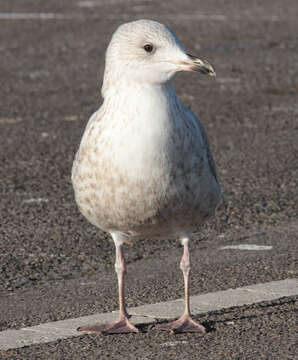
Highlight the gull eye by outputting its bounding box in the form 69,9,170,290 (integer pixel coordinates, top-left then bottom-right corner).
143,43,154,53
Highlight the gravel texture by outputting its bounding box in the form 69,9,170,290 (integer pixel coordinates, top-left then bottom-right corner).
0,0,297,358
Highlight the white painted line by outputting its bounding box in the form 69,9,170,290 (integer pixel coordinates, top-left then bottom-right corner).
160,341,188,347
130,278,297,319
0,278,297,350
64,115,79,122
220,244,273,251
0,13,69,20
271,105,298,114
149,13,287,22
103,13,292,22
0,314,151,351
23,198,49,204
78,0,135,6
216,78,241,84
77,0,97,6
0,118,23,125
0,12,291,22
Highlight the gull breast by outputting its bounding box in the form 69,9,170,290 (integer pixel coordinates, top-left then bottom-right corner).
72,85,221,239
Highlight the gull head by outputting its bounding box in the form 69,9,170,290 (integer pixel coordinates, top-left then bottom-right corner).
102,19,215,95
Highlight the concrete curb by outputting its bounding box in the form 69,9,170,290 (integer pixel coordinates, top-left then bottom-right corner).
1,278,297,350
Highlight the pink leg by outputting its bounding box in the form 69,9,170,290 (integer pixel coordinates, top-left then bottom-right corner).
78,234,139,334
156,236,206,334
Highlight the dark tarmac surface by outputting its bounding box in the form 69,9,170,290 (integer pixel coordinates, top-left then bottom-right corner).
1,297,297,360
0,0,297,358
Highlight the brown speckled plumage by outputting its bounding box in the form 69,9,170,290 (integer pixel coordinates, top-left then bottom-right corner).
72,82,221,239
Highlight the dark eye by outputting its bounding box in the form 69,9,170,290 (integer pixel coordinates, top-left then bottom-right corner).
143,43,153,53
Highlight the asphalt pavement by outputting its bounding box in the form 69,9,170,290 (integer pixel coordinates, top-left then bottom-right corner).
0,0,297,359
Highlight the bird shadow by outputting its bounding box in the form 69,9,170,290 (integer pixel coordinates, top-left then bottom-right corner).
137,319,215,334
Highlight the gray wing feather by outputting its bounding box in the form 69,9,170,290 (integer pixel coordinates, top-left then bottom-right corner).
197,120,219,183
186,107,219,183
184,106,219,183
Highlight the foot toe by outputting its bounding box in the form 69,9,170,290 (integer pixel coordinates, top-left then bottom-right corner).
78,318,139,334
155,315,206,334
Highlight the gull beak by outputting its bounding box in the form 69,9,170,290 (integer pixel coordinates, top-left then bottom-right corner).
179,53,216,76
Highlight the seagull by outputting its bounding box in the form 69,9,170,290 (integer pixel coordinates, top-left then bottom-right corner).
72,19,221,334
